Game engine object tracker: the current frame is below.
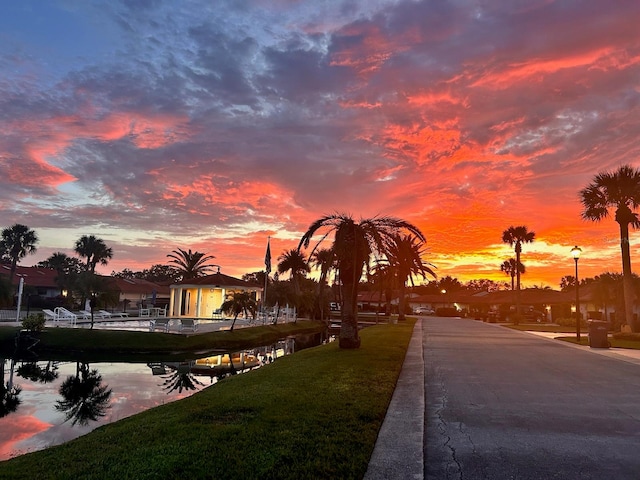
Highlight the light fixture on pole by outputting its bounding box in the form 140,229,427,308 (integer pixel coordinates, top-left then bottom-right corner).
571,246,582,341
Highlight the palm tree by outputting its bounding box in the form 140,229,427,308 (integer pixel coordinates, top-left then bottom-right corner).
74,235,113,273
1,358,22,418
221,291,258,331
502,226,535,322
277,248,310,298
385,234,436,321
16,361,59,384
160,363,206,394
370,261,396,318
299,214,424,349
166,248,217,280
580,164,640,331
71,272,116,329
310,248,335,320
0,223,38,283
55,362,112,426
500,258,525,291
37,252,83,291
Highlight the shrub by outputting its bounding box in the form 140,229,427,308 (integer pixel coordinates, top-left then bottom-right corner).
611,332,640,342
22,313,45,332
556,317,588,328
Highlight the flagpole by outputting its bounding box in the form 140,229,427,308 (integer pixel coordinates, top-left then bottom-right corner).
263,237,271,322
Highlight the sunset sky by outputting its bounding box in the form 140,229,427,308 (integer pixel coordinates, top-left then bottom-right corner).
2,0,640,288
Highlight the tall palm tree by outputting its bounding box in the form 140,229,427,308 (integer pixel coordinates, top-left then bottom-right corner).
502,226,535,322
310,248,335,320
580,164,640,331
166,248,217,280
385,234,436,321
299,214,424,349
277,249,310,297
221,291,258,331
74,235,113,273
500,258,525,291
0,223,38,283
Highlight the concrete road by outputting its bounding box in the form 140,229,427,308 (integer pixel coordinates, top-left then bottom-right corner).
425,317,640,480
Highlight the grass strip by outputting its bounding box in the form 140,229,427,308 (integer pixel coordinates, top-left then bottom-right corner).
0,320,415,480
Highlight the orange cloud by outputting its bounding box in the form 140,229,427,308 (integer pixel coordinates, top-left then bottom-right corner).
0,415,52,461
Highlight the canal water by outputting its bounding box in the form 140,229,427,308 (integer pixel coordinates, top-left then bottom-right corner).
0,341,293,461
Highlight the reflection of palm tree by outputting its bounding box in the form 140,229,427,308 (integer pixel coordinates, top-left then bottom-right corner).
580,164,640,331
17,361,59,383
55,362,112,426
1,358,22,418
160,363,206,394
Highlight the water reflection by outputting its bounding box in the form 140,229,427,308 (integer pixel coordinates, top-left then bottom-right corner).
0,340,294,461
1,358,21,419
159,362,206,394
55,363,112,426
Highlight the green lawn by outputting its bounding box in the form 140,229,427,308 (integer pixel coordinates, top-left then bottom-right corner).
0,320,415,479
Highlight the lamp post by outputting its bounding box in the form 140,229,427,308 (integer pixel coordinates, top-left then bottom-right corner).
571,246,582,341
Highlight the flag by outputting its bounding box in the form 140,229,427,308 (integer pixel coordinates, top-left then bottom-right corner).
265,238,272,274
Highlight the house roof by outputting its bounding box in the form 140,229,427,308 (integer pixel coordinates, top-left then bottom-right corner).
410,288,573,305
106,277,171,296
0,265,59,288
171,272,261,289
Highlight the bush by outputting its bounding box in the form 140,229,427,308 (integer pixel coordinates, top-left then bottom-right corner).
611,332,640,342
556,317,588,328
22,313,45,332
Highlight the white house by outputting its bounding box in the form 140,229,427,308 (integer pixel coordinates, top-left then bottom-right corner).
168,272,262,319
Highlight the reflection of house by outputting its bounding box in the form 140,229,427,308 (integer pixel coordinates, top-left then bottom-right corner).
169,272,262,319
106,277,171,311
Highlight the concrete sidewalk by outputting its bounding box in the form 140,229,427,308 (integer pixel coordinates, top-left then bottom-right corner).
364,319,424,480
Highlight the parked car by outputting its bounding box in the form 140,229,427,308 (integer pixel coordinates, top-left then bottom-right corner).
413,306,435,315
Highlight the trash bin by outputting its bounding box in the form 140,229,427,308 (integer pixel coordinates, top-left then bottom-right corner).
588,320,610,348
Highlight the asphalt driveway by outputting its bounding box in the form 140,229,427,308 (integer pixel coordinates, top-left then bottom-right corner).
425,317,640,479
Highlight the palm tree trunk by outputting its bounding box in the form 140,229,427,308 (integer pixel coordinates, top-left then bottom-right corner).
398,281,406,322
619,222,637,331
515,245,522,325
340,280,360,348
230,313,239,332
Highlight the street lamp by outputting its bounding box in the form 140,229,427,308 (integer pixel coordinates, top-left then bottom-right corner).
571,246,582,341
